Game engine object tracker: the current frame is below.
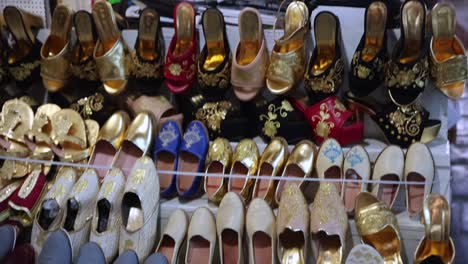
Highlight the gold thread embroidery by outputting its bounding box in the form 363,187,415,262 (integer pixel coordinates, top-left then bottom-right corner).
70,93,104,119
259,100,294,138
198,59,230,90
132,169,145,185
70,59,98,81
311,101,345,138
18,170,41,199
0,181,22,202
306,58,344,93
130,51,162,79
169,64,182,76
387,104,422,137
102,181,115,197
195,101,231,133
74,179,88,194
386,58,429,89
8,61,41,81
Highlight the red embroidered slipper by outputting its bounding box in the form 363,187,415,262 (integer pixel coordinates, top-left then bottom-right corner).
164,2,198,94
292,96,363,145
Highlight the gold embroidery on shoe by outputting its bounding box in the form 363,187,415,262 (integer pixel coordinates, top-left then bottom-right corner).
198,59,230,90
352,51,384,80
306,58,344,93
0,181,22,202
259,100,294,138
70,59,98,81
74,179,88,193
8,60,41,81
158,122,178,147
18,170,41,199
52,184,66,200
183,124,202,148
386,58,429,89
132,169,145,185
387,104,422,138
70,93,104,119
195,101,231,133
310,183,347,229
311,101,344,138
169,63,182,76
130,51,162,79
124,239,134,249
102,181,116,197
0,109,22,138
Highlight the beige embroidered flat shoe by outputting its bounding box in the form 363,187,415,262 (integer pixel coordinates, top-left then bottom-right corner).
216,192,245,264
342,145,371,215
275,140,316,204
246,198,276,264
228,139,259,203
252,137,289,207
62,168,100,260
277,183,308,264
370,145,404,209
405,142,434,217
40,4,73,92
310,183,349,264
316,138,344,195
119,156,160,262
31,167,77,255
185,207,217,264
205,138,232,204
89,168,126,262
156,209,188,264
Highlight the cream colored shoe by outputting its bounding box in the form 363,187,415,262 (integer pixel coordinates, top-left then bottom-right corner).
346,244,384,264
119,156,160,262
216,192,245,264
310,183,349,264
246,198,276,264
156,209,188,264
370,145,404,209
405,142,434,217
277,183,308,264
62,169,100,260
185,207,217,264
31,167,77,255
89,168,126,262
316,138,344,195
342,145,371,214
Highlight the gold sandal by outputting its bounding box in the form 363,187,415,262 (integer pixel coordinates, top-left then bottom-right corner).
414,194,455,263
3,6,44,89
430,2,467,99
0,99,34,180
266,1,309,95
93,0,130,95
40,4,73,92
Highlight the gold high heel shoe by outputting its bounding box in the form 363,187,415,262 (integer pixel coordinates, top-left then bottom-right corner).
3,6,44,88
252,137,289,207
227,139,259,203
267,1,308,94
414,194,455,264
355,192,403,264
41,4,73,92
430,2,467,99
93,0,130,95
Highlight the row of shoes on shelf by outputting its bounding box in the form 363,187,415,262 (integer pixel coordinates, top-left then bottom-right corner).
0,188,456,264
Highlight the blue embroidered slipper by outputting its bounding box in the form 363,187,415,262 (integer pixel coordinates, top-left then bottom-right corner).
177,121,209,200
154,121,182,198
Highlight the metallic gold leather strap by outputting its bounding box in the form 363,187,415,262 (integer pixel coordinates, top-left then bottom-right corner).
41,43,71,82
431,54,467,87
356,201,398,236
94,37,131,82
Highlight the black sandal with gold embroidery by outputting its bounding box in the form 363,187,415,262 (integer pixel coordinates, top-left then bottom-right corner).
385,0,428,106
349,1,388,97
304,11,344,103
346,91,440,147
197,8,231,100
70,11,99,84
189,94,248,141
130,8,165,93
257,97,309,144
3,6,44,90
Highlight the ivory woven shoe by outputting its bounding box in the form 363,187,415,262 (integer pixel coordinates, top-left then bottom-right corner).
155,209,188,264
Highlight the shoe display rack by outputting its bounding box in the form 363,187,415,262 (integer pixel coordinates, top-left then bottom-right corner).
150,6,451,264
2,3,453,264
